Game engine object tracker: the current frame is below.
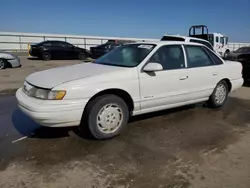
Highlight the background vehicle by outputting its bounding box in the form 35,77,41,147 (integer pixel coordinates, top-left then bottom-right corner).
16,41,243,140
0,51,21,70
189,25,230,57
224,46,250,80
29,40,91,61
90,39,135,59
161,35,214,51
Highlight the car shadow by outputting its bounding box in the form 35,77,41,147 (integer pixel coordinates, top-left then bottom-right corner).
11,103,204,140
27,57,41,61
12,109,75,139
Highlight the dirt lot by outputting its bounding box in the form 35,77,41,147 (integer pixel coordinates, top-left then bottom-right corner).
0,56,83,93
0,56,250,188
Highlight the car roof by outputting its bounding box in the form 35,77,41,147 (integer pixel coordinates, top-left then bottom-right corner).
44,40,67,42
162,34,210,42
133,40,204,46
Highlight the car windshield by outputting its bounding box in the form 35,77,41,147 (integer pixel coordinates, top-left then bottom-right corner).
93,43,156,67
235,47,250,53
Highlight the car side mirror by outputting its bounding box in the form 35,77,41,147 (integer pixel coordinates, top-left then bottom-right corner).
143,62,163,72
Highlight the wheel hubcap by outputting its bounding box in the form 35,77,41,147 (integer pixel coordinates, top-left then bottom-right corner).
215,84,227,104
0,60,4,69
97,104,123,134
44,54,49,59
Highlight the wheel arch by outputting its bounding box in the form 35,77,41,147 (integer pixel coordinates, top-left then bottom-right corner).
83,88,135,116
0,58,11,68
220,78,232,92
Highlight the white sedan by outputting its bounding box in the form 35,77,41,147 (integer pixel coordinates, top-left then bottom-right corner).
16,41,243,139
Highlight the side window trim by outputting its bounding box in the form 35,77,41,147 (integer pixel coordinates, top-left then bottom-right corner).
181,45,188,68
183,44,216,68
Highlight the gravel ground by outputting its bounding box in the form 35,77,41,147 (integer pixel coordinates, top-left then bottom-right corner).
0,56,84,94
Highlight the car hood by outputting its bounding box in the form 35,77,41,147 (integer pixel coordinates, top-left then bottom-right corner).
0,51,17,59
26,63,127,89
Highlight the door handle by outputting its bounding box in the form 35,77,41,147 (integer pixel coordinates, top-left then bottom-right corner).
179,76,188,80
213,72,218,76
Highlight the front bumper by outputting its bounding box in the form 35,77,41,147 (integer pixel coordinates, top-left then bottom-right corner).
8,57,21,68
16,88,88,127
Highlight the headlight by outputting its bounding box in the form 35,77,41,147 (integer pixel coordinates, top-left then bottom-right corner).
34,89,66,100
23,82,66,100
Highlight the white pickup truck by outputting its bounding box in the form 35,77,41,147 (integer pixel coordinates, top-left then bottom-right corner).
16,41,243,139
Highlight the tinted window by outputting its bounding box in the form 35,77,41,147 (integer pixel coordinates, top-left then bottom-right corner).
161,36,185,41
208,34,214,46
61,42,73,48
50,41,63,47
149,45,185,70
190,39,214,50
203,47,223,65
216,37,219,43
220,37,224,45
94,43,156,67
185,45,214,68
43,42,51,46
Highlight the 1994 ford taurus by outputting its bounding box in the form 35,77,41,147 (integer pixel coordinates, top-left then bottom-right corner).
16,41,243,139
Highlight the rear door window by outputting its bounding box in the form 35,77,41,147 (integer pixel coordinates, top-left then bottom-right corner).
203,47,223,65
185,45,215,68
190,39,214,50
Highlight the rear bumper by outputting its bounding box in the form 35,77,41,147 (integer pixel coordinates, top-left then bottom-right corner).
16,88,88,127
231,78,244,92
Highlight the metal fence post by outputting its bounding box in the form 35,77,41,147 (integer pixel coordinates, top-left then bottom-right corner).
19,36,22,51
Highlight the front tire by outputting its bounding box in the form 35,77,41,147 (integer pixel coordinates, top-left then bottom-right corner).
42,52,51,61
0,59,6,70
81,95,129,139
207,80,229,108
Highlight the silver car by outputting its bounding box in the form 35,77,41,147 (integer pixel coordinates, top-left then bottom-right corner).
0,52,21,70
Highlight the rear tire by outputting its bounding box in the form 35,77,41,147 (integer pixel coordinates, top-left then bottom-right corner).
207,80,229,108
0,59,6,70
78,52,86,60
42,52,51,61
80,94,129,139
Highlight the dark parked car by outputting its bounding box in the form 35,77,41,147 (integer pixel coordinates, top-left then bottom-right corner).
29,40,91,61
225,46,250,80
90,40,135,59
